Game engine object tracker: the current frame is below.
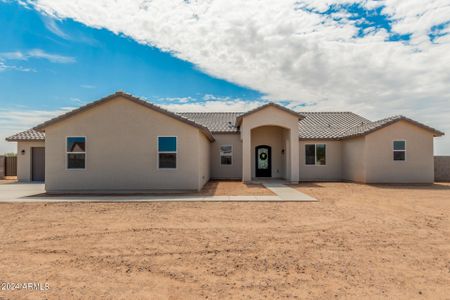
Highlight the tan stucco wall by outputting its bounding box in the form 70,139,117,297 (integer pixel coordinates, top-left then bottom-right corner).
197,131,211,189
364,120,435,183
44,96,210,192
17,141,45,182
342,136,366,182
251,126,288,179
210,133,242,179
299,140,342,181
240,106,300,182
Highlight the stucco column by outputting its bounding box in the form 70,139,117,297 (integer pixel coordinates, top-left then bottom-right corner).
289,129,299,183
242,127,252,182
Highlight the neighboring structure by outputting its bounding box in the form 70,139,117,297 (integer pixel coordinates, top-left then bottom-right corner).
6,91,445,192
0,155,4,179
434,156,450,182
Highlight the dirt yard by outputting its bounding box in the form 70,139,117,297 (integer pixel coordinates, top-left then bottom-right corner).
1,182,450,299
198,180,274,196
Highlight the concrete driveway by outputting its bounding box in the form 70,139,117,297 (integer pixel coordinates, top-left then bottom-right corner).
0,182,45,202
0,182,316,202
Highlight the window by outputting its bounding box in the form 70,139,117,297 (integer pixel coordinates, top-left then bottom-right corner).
393,140,406,161
158,136,177,169
220,145,232,165
67,137,86,169
305,144,315,165
305,144,326,165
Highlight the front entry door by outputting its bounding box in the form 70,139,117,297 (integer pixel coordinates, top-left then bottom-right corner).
255,145,271,177
31,147,45,181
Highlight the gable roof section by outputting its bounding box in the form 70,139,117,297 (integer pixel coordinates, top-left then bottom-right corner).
32,91,215,142
235,102,304,126
341,115,445,138
5,129,45,142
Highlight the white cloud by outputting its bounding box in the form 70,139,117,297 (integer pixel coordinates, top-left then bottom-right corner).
15,0,450,154
0,49,75,64
161,97,264,112
0,107,72,154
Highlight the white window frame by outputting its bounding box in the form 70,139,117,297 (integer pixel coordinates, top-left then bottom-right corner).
393,140,407,162
157,136,177,170
219,144,233,166
66,136,87,170
305,143,327,166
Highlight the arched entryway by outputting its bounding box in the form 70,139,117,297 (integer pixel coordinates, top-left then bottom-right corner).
238,103,301,183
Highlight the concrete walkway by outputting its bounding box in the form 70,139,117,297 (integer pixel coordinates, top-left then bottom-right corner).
262,182,317,201
0,182,316,202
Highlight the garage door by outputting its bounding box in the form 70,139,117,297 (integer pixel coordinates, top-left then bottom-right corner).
32,147,45,181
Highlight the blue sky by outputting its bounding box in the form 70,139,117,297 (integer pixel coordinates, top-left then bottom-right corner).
0,1,261,110
0,0,449,154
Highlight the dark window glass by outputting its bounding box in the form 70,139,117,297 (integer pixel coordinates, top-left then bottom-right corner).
393,141,405,151
221,156,232,165
305,144,315,165
220,145,232,155
158,137,176,152
67,137,86,152
159,153,176,168
393,151,405,161
67,153,85,169
316,144,326,165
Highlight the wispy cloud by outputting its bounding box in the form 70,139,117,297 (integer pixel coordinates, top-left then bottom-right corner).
0,51,27,60
42,15,70,39
0,60,36,72
0,49,75,64
69,97,83,103
27,49,75,63
157,96,194,104
80,84,95,89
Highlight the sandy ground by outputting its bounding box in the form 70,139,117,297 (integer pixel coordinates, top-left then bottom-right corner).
1,182,450,299
0,178,17,184
198,180,274,196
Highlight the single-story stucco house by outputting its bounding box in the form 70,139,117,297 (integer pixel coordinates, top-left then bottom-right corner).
6,91,444,193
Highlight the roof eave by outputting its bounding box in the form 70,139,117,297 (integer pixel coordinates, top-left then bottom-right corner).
5,138,45,142
298,137,342,141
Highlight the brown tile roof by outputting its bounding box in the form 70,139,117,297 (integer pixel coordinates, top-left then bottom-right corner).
5,129,45,142
297,112,371,139
177,112,241,133
5,92,444,142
